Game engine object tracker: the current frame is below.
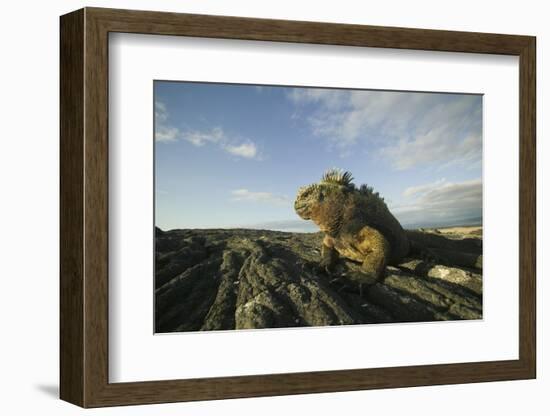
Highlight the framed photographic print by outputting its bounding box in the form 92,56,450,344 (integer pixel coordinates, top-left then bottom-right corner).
60,7,536,408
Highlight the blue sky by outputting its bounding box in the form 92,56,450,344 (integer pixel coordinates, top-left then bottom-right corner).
155,81,482,232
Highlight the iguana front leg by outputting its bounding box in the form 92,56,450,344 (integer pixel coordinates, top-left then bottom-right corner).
320,235,339,273
347,227,390,294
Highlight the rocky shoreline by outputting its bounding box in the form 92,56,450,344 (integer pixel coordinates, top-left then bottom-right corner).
155,227,482,333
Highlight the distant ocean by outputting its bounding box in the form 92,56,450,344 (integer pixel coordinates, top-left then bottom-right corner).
233,216,483,233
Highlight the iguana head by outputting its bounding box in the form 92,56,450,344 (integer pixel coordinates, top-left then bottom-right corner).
294,184,324,220
294,169,354,230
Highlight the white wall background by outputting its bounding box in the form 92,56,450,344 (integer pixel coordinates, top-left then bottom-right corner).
0,0,546,414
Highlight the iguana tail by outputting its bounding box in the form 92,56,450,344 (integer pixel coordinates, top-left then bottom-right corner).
405,230,482,270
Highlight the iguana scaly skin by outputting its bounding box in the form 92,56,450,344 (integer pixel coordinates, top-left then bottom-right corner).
294,169,409,287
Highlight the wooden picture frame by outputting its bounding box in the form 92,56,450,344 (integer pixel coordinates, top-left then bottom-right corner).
60,7,536,408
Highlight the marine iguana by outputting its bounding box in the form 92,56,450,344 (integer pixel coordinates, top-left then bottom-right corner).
294,169,409,289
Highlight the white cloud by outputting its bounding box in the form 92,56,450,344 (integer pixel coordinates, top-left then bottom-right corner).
380,120,482,171
287,88,348,110
155,126,180,143
181,127,224,147
403,178,447,198
182,128,260,159
288,88,482,170
155,101,168,122
224,142,258,159
231,189,289,205
392,178,482,227
155,101,180,142
155,100,261,159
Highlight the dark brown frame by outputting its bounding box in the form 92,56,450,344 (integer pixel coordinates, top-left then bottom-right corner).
60,7,536,408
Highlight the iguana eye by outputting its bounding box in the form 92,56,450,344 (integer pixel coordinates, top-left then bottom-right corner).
299,187,311,197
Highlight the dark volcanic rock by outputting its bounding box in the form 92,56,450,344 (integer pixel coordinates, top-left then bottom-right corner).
155,228,482,332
